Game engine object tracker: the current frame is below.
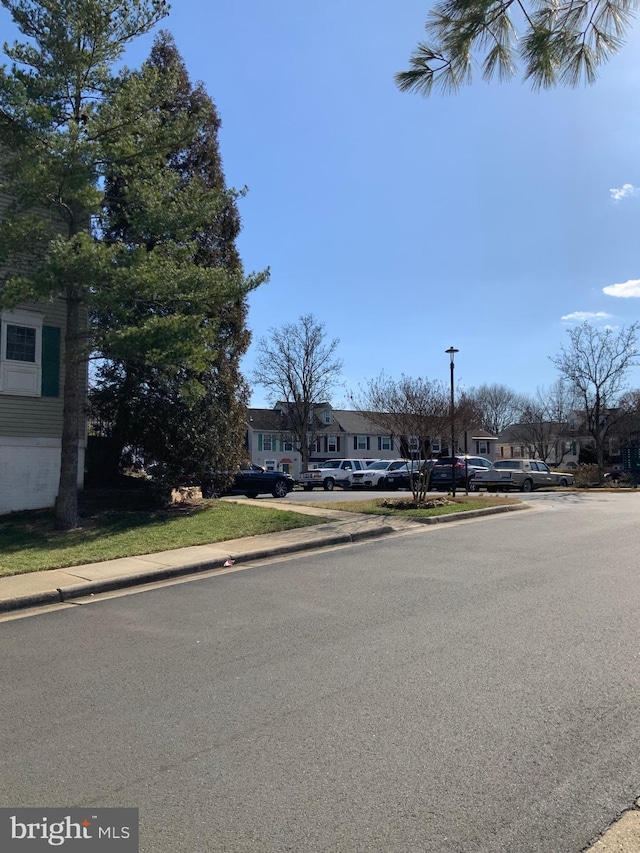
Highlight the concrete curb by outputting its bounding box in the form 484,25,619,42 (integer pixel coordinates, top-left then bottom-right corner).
0,503,526,615
0,524,395,614
403,502,529,525
583,798,640,851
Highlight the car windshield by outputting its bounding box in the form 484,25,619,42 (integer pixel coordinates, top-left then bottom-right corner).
322,461,341,469
493,460,522,469
367,461,391,470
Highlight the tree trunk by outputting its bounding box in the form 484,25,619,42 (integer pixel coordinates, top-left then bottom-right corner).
300,442,310,472
55,290,83,530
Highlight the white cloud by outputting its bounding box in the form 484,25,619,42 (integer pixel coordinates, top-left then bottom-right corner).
603,279,640,298
561,311,613,322
610,183,638,201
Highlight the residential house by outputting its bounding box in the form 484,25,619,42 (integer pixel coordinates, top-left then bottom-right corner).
247,405,401,479
495,409,631,468
247,404,497,478
457,428,497,461
0,190,86,514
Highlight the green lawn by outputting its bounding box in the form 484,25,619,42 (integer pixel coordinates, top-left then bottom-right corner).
0,501,329,576
0,493,523,579
302,494,521,518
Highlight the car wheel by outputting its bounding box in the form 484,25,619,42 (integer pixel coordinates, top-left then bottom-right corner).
323,478,335,491
201,484,220,499
245,492,259,499
377,477,387,489
520,479,533,493
272,480,289,498
558,477,568,487
487,486,497,493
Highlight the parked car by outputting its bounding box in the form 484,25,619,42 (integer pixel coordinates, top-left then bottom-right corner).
386,459,436,490
351,459,409,489
473,459,574,492
429,455,493,491
299,459,376,491
206,465,295,499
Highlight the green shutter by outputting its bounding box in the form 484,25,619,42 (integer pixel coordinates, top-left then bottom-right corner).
41,326,60,397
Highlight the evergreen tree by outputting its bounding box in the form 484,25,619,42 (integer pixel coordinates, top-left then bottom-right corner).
90,32,263,496
396,0,636,95
0,2,264,526
0,0,170,528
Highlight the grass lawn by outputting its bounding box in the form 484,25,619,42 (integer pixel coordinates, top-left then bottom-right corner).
301,494,522,518
0,500,330,577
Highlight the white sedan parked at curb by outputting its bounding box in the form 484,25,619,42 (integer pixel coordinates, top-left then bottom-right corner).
351,459,409,489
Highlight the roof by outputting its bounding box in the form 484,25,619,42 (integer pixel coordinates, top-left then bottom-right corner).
247,408,291,431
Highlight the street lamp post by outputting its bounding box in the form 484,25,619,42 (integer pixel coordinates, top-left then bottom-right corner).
445,347,459,496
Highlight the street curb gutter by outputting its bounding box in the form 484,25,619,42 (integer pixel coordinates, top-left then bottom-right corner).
583,798,640,851
0,504,527,615
0,524,394,614
405,503,529,525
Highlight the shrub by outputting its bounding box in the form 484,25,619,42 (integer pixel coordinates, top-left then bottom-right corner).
572,464,600,488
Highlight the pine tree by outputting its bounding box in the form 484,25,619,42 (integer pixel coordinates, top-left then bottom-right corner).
90,32,265,497
0,0,171,528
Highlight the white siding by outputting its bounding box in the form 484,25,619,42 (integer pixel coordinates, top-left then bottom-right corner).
0,436,85,514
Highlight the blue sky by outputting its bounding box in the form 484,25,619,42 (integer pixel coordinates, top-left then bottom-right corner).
3,1,640,406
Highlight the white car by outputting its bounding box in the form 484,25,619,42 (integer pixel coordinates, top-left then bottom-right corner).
351,459,409,489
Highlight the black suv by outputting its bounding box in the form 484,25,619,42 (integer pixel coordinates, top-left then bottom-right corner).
429,456,492,491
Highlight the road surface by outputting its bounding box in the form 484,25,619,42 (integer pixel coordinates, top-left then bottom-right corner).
1,492,639,851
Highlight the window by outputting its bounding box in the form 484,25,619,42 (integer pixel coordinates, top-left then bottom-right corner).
282,436,294,452
378,436,394,452
409,436,419,453
354,435,370,451
7,324,36,362
431,439,441,453
327,435,338,452
0,310,59,397
477,441,489,455
323,409,332,425
259,433,274,452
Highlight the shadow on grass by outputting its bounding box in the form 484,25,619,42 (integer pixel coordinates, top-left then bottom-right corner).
0,505,211,559
0,501,329,576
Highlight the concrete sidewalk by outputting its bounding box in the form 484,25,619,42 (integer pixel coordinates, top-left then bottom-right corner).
0,503,418,614
0,499,525,614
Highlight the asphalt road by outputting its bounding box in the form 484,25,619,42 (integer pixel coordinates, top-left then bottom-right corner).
2,493,640,852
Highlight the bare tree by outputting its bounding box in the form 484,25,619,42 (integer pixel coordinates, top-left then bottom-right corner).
252,314,343,472
512,380,577,463
551,321,640,474
468,383,527,436
355,373,451,500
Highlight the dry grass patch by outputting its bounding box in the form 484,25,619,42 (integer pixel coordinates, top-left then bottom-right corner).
301,494,520,518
